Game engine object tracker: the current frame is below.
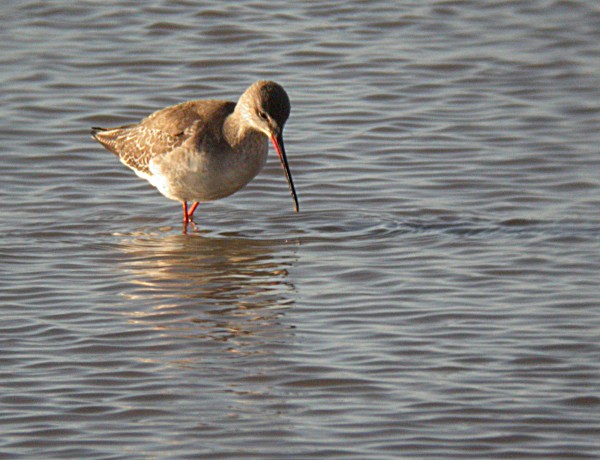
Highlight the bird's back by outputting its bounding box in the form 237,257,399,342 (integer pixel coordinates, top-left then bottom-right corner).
91,99,236,176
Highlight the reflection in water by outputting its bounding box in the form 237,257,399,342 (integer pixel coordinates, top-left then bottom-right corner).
114,231,298,354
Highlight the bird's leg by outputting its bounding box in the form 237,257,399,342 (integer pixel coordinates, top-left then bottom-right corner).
187,202,200,231
182,201,189,234
188,202,199,222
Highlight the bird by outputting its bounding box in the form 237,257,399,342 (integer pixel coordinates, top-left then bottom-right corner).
91,80,299,233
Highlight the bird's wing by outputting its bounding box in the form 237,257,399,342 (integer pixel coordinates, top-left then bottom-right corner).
92,100,235,176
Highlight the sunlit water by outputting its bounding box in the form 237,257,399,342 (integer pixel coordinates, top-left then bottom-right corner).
1,1,599,458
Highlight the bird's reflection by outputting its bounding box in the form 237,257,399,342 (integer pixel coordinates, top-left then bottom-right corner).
115,230,298,355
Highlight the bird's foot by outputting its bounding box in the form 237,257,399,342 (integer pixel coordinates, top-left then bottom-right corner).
182,217,200,234
188,219,200,232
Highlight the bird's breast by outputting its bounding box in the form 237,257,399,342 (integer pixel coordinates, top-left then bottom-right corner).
148,134,269,202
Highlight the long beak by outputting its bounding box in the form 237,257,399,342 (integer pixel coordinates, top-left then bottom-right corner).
270,133,299,213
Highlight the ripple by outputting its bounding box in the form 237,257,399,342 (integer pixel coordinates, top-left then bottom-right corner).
1,0,600,458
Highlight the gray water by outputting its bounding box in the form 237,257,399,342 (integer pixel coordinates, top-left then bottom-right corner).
1,1,600,458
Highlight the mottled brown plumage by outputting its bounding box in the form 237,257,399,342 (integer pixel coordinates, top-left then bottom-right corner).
92,100,235,176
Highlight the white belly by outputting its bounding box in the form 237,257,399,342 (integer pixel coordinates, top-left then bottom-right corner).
146,141,269,203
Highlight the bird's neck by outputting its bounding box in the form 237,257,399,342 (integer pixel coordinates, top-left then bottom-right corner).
223,107,252,148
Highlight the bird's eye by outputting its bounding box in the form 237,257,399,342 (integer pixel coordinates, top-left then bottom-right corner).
258,111,268,120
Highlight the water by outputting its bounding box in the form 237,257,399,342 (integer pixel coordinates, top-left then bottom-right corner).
1,1,600,458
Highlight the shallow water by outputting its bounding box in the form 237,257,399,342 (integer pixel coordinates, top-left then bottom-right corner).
1,0,600,458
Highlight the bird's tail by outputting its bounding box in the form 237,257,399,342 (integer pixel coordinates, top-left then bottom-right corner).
90,126,125,157
90,126,107,139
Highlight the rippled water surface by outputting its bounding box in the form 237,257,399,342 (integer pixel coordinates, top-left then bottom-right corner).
2,1,600,458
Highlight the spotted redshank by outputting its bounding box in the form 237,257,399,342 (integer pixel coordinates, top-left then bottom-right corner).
91,80,299,233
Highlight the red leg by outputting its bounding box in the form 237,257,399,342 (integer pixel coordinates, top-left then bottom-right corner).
182,201,189,234
188,202,199,221
186,202,200,231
